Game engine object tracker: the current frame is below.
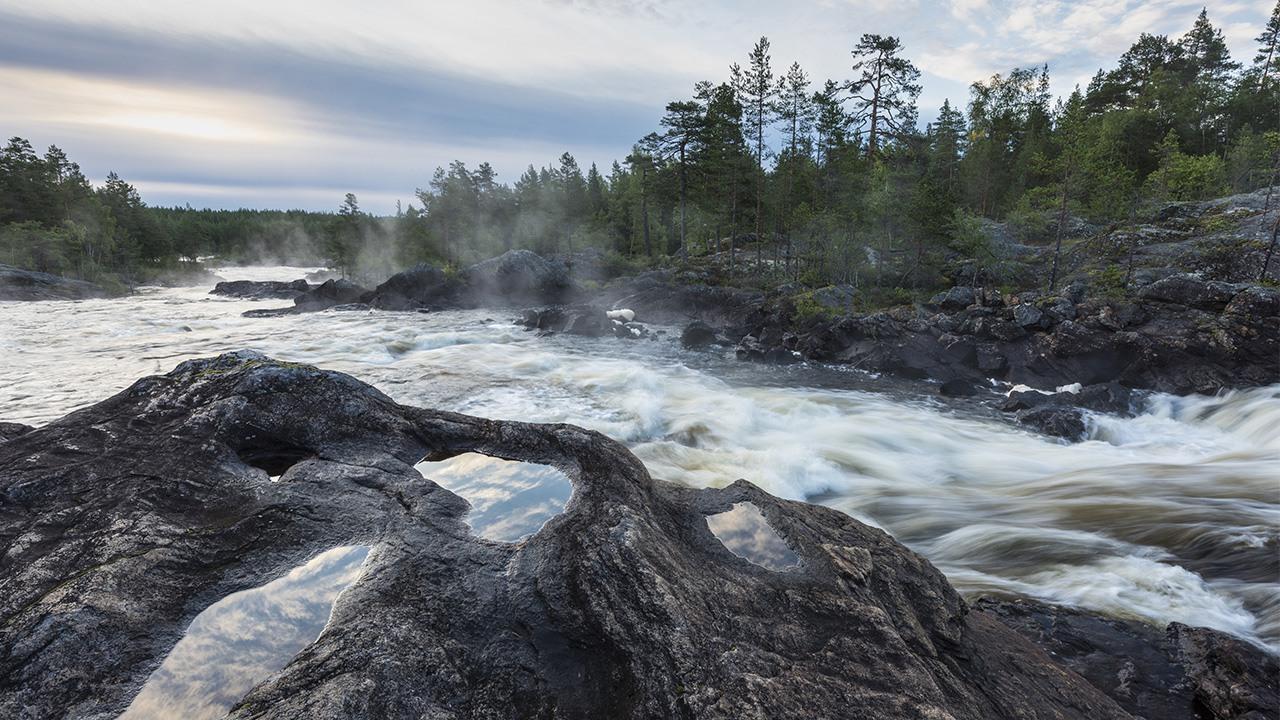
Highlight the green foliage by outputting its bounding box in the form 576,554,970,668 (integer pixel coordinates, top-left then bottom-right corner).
1143,132,1229,201
1088,265,1129,298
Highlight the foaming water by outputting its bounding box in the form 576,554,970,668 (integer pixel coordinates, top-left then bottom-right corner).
2,267,1277,651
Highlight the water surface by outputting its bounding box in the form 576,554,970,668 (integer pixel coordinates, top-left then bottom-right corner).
2,266,1277,651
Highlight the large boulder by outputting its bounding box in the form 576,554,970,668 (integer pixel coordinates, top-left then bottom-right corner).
0,263,114,301
0,422,32,443
364,263,457,310
1138,274,1238,312
462,250,572,306
928,286,979,311
210,279,311,300
681,320,718,349
1,353,1140,719
293,278,368,310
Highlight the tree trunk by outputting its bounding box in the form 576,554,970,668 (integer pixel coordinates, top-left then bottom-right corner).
641,167,652,257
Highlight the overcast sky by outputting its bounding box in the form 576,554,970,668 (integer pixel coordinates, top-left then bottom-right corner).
0,0,1270,213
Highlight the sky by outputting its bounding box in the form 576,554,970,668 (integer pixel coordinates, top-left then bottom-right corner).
0,0,1271,213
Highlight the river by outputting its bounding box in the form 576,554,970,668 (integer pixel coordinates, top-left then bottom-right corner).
2,265,1277,653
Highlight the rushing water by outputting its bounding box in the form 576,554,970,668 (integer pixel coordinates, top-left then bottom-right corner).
2,266,1277,653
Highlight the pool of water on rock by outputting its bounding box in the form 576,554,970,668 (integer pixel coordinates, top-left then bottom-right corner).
118,545,370,720
415,453,573,542
706,502,800,571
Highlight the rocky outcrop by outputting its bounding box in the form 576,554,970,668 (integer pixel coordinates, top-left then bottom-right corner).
2,352,1152,719
681,320,719,349
211,279,312,300
739,274,1278,396
595,270,765,330
977,598,1279,720
462,249,573,306
241,278,370,317
0,263,114,301
362,263,458,310
520,305,648,339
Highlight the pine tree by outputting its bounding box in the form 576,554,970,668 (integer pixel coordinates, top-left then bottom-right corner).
848,34,921,159
1255,1,1280,90
731,36,776,266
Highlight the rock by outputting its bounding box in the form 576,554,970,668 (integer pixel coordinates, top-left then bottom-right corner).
1223,286,1280,318
294,279,368,310
0,263,114,301
364,263,456,310
680,321,718,349
565,308,610,337
210,279,311,300
0,353,1132,719
735,335,800,364
929,286,978,311
940,378,980,397
1138,274,1238,312
1013,304,1045,329
462,249,572,306
0,422,32,443
810,284,858,313
976,598,1279,720
1014,405,1088,440
1002,382,1132,415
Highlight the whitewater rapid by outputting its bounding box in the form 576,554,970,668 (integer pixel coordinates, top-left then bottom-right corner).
2,266,1277,651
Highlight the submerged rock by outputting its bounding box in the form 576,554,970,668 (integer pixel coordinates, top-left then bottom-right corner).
0,263,114,301
2,352,1144,719
1014,405,1089,440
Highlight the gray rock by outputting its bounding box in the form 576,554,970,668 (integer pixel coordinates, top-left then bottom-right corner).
462,249,572,306
1014,405,1088,440
1138,274,1238,312
929,286,978,311
0,422,32,443
1013,304,1045,329
365,263,456,310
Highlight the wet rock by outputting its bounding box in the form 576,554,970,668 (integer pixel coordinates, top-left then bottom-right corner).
462,249,573,306
681,320,718,349
210,279,311,300
0,353,1133,719
735,335,800,364
0,263,114,301
294,278,368,311
1014,405,1088,440
364,263,456,310
976,598,1279,720
1138,274,1238,312
940,378,980,397
0,422,32,443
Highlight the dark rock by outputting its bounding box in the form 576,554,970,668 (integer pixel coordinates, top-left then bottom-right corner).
976,344,1008,374
976,598,1279,720
0,422,32,443
364,263,457,310
295,278,368,310
0,353,1134,719
1223,286,1280,318
462,249,572,306
929,286,978,311
0,263,114,301
210,279,311,300
1001,390,1056,412
1014,405,1088,440
940,378,980,397
1138,274,1238,312
564,308,610,337
1002,382,1132,415
680,321,718,349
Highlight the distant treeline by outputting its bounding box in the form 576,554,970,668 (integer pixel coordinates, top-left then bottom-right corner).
2,5,1278,291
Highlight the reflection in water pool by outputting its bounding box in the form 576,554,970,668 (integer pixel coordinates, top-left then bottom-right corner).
416,453,573,542
706,502,800,571
119,545,370,720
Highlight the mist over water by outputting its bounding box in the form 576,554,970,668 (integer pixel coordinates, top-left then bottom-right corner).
2,266,1277,652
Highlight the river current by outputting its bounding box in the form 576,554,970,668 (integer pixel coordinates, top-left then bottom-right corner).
2,265,1277,652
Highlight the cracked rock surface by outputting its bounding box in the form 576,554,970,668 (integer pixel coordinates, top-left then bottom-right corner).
0,352,1161,718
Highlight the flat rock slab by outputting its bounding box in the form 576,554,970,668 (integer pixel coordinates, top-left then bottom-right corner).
0,353,1157,719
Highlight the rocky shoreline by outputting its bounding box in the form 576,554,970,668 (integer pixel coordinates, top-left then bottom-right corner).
1,353,1273,719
